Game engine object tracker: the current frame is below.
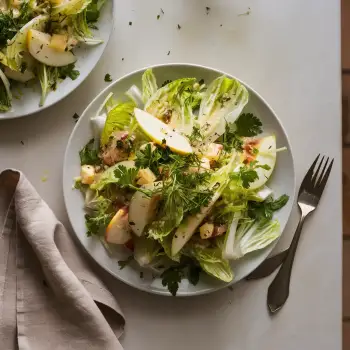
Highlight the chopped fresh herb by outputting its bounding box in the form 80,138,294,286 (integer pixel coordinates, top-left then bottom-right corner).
167,50,171,56
104,73,112,82
238,7,251,16
160,266,183,296
79,139,100,165
188,126,204,144
122,58,124,61
161,79,173,87
114,165,139,187
157,14,160,20
129,21,132,26
198,78,205,85
220,24,223,27
252,147,259,155
206,6,211,15
118,256,134,269
161,8,164,14
248,195,289,224
72,112,80,120
177,24,181,30
235,113,262,137
221,123,244,152
58,64,80,80
20,141,24,145
235,166,259,189
0,2,33,46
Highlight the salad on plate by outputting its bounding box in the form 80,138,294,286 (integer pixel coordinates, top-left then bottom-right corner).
74,69,289,296
0,0,107,112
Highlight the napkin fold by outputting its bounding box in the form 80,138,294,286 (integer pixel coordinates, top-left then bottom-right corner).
0,170,125,350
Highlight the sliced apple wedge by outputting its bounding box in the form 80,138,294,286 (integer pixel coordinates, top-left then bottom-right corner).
134,108,193,155
243,135,277,190
129,181,162,236
105,208,132,245
27,29,76,67
4,66,35,82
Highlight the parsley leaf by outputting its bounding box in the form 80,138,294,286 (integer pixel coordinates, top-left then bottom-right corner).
160,266,183,296
58,64,80,80
235,113,262,137
135,144,161,171
104,73,112,82
79,139,100,165
114,165,138,187
237,167,259,189
118,256,134,269
248,195,289,224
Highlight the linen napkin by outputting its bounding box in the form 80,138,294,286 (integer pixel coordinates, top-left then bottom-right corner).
0,169,125,350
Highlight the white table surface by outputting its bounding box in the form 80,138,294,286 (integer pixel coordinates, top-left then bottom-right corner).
0,0,342,349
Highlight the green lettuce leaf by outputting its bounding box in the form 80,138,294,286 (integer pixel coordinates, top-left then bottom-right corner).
189,245,233,282
100,101,135,145
225,219,280,260
0,67,12,112
141,68,158,103
51,0,92,16
145,78,197,134
198,75,249,142
37,63,59,107
133,236,161,266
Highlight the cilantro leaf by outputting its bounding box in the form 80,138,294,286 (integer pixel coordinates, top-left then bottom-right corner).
118,256,134,269
114,165,138,187
160,266,183,296
235,113,262,137
79,139,100,165
248,194,289,224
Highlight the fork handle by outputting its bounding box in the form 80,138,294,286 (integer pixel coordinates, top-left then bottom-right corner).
267,214,307,313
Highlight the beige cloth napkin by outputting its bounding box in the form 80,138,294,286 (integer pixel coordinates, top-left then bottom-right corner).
0,170,125,350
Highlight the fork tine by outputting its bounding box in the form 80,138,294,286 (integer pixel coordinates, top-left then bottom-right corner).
316,158,334,195
299,154,320,192
316,157,329,187
311,156,325,187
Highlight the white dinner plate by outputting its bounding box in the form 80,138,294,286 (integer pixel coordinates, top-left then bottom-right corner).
63,64,296,296
0,1,114,120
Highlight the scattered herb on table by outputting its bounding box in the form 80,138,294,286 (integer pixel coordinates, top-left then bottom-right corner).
177,24,181,30
104,74,112,82
206,6,211,15
118,256,134,269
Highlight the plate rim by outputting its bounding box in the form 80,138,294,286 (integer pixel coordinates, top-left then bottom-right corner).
63,62,296,297
0,1,114,120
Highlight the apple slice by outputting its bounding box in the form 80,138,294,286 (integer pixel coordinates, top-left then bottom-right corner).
129,181,162,236
105,208,132,244
134,108,193,155
244,135,277,190
27,29,76,67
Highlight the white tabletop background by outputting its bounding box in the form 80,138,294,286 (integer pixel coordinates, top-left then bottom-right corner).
0,0,342,349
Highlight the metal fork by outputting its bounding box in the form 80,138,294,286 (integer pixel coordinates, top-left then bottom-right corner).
267,154,334,313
